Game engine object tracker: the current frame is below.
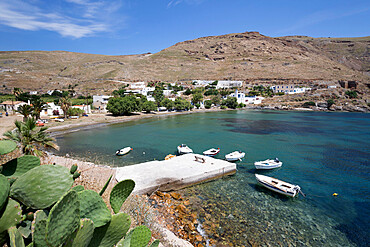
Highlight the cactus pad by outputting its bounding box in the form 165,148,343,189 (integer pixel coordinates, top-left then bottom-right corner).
31,210,48,247
8,226,25,247
117,225,152,247
70,164,78,174
18,220,32,239
88,212,131,247
10,165,74,209
65,218,94,247
0,140,17,155
1,155,40,178
0,174,10,210
99,175,112,196
78,190,111,228
110,179,135,214
0,198,22,233
71,185,85,192
73,172,80,179
149,239,160,247
45,190,80,247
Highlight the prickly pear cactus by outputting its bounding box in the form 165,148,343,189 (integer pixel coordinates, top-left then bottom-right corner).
71,185,85,192
0,198,22,233
88,212,131,247
116,225,152,247
45,190,80,247
31,210,48,247
70,164,78,174
0,174,10,210
110,179,135,214
65,218,94,247
10,164,74,209
8,226,25,247
78,190,111,228
73,171,80,179
1,155,41,178
0,140,17,155
99,174,112,196
149,239,160,247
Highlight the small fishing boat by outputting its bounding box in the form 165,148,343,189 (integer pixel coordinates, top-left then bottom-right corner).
165,154,176,160
177,144,193,155
225,151,245,161
254,158,282,169
255,174,304,197
203,148,220,156
116,147,132,156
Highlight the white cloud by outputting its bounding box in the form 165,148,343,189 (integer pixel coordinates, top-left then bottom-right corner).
0,0,123,38
167,0,205,8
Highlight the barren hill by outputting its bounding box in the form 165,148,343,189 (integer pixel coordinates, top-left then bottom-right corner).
0,32,369,94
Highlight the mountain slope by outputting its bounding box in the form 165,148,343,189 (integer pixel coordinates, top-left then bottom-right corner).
0,32,368,94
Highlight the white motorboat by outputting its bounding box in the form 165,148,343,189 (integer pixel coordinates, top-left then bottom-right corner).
116,147,132,156
203,148,220,156
255,174,304,197
225,151,245,161
254,158,282,169
177,144,193,155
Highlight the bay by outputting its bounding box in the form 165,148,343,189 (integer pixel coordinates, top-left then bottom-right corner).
55,110,370,246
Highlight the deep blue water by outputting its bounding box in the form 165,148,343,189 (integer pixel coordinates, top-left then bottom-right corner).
55,110,370,246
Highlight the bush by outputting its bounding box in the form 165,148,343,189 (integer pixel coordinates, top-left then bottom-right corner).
67,108,84,116
345,90,357,99
221,105,227,109
204,89,219,96
327,99,335,109
302,101,316,108
195,103,200,109
221,97,238,109
204,100,212,109
238,103,246,108
161,98,174,110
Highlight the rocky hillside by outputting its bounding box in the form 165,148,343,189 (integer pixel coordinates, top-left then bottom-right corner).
0,32,369,95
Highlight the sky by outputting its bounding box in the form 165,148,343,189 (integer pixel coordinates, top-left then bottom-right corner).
0,0,369,55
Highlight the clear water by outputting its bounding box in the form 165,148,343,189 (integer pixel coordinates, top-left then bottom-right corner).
55,110,370,246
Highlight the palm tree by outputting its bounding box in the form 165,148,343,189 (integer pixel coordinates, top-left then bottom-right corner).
16,104,33,121
59,97,71,119
11,88,23,114
31,98,48,120
4,118,59,156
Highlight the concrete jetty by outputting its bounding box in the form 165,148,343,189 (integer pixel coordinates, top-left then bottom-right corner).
115,153,237,195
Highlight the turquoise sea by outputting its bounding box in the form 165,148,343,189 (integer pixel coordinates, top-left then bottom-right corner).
55,110,370,246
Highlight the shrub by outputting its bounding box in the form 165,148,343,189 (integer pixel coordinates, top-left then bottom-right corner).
327,99,335,109
67,108,84,116
204,100,212,109
221,97,238,109
142,101,156,113
302,101,315,108
221,105,227,109
345,90,357,99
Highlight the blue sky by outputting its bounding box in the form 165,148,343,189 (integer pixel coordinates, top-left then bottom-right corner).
0,0,369,55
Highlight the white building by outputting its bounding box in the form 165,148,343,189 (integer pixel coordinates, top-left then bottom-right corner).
0,101,27,113
29,91,38,95
192,80,214,87
216,80,243,89
130,82,146,89
163,90,173,97
93,95,112,112
72,105,91,114
229,90,264,104
287,87,311,94
40,102,63,117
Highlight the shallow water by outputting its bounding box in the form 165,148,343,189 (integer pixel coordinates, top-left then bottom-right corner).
55,110,370,246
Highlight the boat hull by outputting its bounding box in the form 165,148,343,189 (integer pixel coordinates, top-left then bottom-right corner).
255,174,299,197
177,144,193,155
254,160,282,169
203,148,220,156
225,151,245,161
116,147,132,156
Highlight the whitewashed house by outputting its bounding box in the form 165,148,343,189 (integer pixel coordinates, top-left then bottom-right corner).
29,91,38,95
93,95,112,112
216,80,243,89
287,87,311,94
193,80,213,87
72,105,91,114
0,101,27,113
130,82,146,90
229,90,264,104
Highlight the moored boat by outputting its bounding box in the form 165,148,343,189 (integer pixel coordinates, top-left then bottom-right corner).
225,151,245,161
177,144,193,155
165,154,176,160
203,148,220,156
254,158,282,169
255,174,303,197
116,147,132,156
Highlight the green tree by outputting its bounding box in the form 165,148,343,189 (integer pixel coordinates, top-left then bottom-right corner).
219,89,230,97
192,93,203,104
204,89,219,96
327,99,335,109
4,118,59,156
107,96,141,116
211,95,221,105
153,87,164,106
161,98,175,110
183,88,192,95
59,97,72,119
204,100,212,109
221,97,238,109
174,98,192,111
67,108,84,116
31,98,48,119
16,104,33,121
142,101,157,113
112,87,127,97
